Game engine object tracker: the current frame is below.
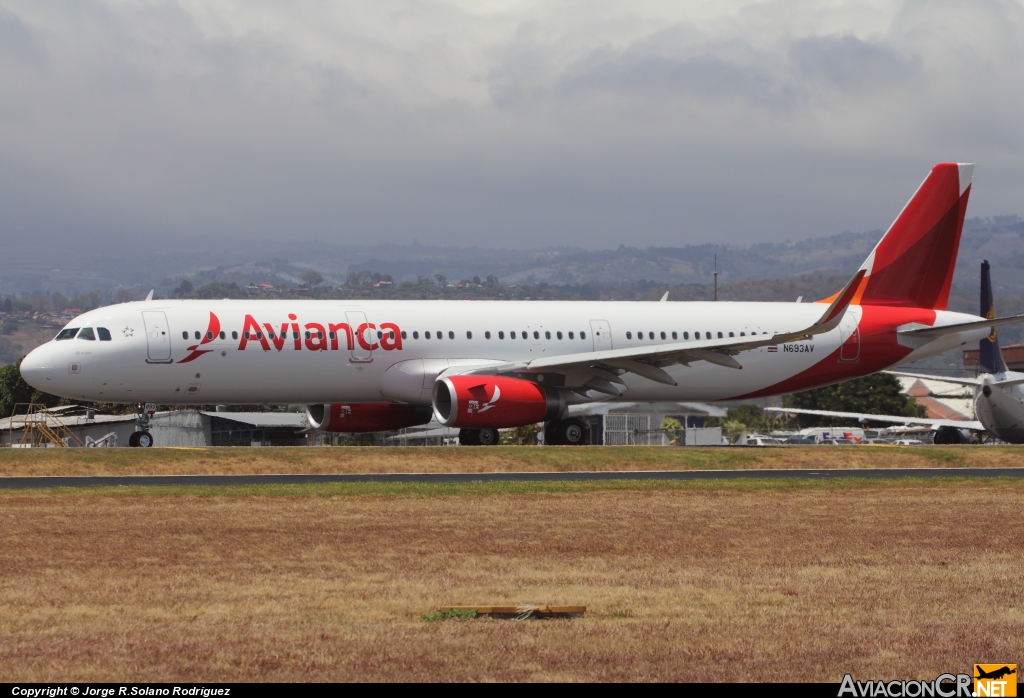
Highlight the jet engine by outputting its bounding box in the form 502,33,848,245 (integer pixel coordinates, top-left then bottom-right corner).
306,403,432,433
432,375,563,428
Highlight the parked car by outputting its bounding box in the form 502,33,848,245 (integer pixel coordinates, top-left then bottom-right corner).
737,436,783,446
785,436,817,445
892,438,924,445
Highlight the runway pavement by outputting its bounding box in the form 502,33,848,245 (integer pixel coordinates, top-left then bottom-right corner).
1,467,1022,489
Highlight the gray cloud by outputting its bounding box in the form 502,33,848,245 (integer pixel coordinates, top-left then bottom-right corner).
1,0,1024,258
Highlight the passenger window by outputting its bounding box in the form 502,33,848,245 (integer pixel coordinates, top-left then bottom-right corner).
545,331,550,339
219,331,225,340
717,332,723,338
55,328,79,341
305,331,311,340
207,331,214,340
413,331,419,339
706,332,711,339
580,331,586,339
729,332,734,337
330,331,337,340
649,332,654,340
448,331,454,339
437,331,443,340
534,331,540,339
568,331,574,339
232,331,238,340
256,332,263,340
660,332,666,340
244,332,251,339
425,331,431,339
683,332,689,340
485,331,491,339
97,327,112,341
740,331,745,336
498,331,505,339
510,331,516,339
401,331,407,339
557,331,562,339
77,327,95,340
626,332,632,339
467,331,472,339
671,332,677,340
194,331,201,340
182,331,189,340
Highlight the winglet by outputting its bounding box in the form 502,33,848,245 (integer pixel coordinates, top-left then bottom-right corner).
145,290,154,301
815,269,865,332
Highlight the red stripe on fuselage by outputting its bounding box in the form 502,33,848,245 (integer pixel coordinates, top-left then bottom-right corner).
728,305,936,399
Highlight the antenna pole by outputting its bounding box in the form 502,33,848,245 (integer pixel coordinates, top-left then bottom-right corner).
713,254,718,301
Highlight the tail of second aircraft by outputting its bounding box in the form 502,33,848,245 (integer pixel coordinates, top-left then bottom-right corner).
979,259,1008,374
820,163,974,310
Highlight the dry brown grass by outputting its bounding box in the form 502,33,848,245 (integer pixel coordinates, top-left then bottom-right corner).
0,443,1020,477
1,479,1021,681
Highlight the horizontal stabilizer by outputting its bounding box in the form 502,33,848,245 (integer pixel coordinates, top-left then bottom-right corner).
899,314,1024,338
764,406,983,431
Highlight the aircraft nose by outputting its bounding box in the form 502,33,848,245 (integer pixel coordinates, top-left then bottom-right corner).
19,346,56,392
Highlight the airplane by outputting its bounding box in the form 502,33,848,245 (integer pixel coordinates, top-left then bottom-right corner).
19,162,1024,447
766,260,1024,444
975,666,1017,681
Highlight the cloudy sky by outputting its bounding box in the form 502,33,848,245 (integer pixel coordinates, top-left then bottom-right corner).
2,0,1023,252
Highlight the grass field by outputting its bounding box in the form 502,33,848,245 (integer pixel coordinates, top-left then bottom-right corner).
0,444,1021,477
1,478,1021,681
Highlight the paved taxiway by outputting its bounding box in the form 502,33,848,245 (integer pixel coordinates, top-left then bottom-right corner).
1,467,1022,489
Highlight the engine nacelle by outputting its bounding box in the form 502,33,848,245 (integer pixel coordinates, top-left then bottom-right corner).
432,375,563,428
306,403,432,433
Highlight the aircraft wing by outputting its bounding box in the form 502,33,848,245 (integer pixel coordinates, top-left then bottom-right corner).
764,406,984,431
899,314,1024,338
464,269,866,394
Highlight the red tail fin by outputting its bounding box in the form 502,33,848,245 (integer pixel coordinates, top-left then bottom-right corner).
823,163,973,310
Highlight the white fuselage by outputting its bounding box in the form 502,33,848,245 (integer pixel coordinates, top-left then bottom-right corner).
20,299,987,406
974,373,1024,443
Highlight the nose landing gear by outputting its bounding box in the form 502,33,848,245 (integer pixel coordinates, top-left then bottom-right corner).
129,402,156,448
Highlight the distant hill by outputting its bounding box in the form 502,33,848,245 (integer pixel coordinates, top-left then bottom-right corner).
1,216,1021,300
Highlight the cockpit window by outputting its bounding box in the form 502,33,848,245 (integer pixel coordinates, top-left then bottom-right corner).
97,327,112,341
77,327,96,341
55,328,79,341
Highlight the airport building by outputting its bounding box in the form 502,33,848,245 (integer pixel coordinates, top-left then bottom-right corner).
1,406,308,448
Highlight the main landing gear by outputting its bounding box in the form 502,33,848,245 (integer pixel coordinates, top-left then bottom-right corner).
459,428,500,446
545,418,589,446
129,402,155,448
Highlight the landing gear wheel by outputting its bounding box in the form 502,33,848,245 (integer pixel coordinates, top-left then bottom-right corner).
459,428,480,446
137,431,154,448
557,418,588,445
546,418,589,445
129,431,142,448
477,428,500,446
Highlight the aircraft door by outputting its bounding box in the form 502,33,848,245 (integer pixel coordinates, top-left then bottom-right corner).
838,312,860,363
346,311,374,363
590,320,612,352
142,311,172,363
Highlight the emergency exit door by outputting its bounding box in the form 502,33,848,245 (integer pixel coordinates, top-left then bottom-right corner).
590,320,612,352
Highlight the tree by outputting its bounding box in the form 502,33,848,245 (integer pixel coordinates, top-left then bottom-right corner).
2,298,11,313
434,274,447,287
300,270,324,289
0,359,61,417
113,288,134,304
783,374,926,427
173,280,194,298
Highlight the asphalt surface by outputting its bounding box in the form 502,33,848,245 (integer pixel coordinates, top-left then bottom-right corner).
1,468,1022,489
